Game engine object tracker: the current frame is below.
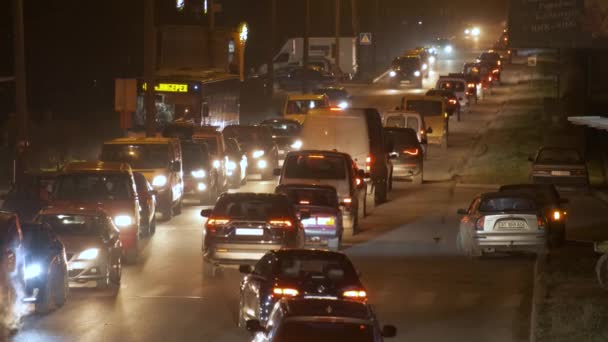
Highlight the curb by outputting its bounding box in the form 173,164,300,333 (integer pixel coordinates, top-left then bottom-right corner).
529,251,548,342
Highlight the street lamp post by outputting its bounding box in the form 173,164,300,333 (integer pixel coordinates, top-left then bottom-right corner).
13,0,28,183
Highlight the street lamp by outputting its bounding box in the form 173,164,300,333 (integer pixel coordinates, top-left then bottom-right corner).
238,22,248,81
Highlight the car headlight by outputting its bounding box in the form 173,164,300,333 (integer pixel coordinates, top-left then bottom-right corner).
226,160,237,170
422,63,428,70
471,27,480,36
444,45,453,53
257,160,268,169
428,56,436,64
338,101,348,109
212,160,221,169
114,215,133,227
191,169,206,178
389,70,397,77
414,70,421,77
253,150,265,158
78,248,99,260
291,140,303,150
24,264,42,280
152,175,167,187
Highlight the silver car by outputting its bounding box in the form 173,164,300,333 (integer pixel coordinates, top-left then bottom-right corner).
457,192,546,257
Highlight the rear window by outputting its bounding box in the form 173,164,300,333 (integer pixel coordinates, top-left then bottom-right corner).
405,100,443,116
284,155,347,180
101,144,169,169
213,197,290,219
479,197,536,212
275,321,373,342
537,148,582,164
278,187,338,207
385,115,419,130
277,254,356,279
384,129,420,147
437,80,465,92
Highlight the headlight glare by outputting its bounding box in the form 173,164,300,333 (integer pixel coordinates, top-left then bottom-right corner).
78,248,99,260
253,150,265,158
389,70,397,77
114,215,133,227
291,140,303,150
212,160,221,168
338,101,348,109
226,160,237,170
152,175,167,187
24,264,42,280
191,169,206,178
414,71,421,77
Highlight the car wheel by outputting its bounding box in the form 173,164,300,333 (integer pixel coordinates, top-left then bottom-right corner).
374,181,387,205
596,253,608,290
96,264,111,290
35,276,55,314
110,256,122,286
149,215,157,236
412,167,423,186
173,199,183,215
162,202,173,221
54,271,68,308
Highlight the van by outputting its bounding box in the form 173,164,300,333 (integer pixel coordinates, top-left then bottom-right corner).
283,94,330,124
400,95,449,149
100,137,184,221
382,110,428,156
299,108,391,204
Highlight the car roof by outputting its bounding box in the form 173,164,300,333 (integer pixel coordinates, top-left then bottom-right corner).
385,110,422,117
273,248,347,259
287,94,327,101
280,298,372,320
63,161,132,173
286,150,352,159
480,191,535,200
276,183,338,193
104,137,174,145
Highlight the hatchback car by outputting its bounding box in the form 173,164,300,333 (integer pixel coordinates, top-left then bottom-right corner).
384,127,424,185
36,208,123,290
260,118,303,162
223,125,279,180
529,147,589,190
275,184,343,250
499,184,568,247
200,193,305,276
239,249,366,326
246,298,397,342
21,223,68,313
457,192,547,257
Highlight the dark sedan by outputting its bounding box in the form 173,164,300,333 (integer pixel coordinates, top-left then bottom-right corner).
384,127,424,185
239,249,366,326
21,223,69,313
529,147,588,190
200,193,305,277
181,141,220,205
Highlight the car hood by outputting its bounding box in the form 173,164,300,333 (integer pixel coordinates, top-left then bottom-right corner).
48,200,136,217
281,179,350,198
56,234,104,256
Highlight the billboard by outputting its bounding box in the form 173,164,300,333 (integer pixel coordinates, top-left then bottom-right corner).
509,0,608,48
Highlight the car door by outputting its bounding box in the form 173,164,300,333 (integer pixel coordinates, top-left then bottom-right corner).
134,173,153,222
461,197,481,244
244,253,276,319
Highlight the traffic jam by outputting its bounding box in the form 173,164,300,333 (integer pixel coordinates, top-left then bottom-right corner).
0,13,585,342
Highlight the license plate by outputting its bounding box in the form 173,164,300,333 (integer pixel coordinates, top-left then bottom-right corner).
497,220,526,229
551,170,571,176
316,217,335,225
235,228,264,236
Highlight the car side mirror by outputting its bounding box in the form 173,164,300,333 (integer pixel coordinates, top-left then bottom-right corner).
382,325,397,338
426,127,433,134
457,208,468,215
200,209,213,217
239,265,254,274
273,168,282,176
246,320,266,334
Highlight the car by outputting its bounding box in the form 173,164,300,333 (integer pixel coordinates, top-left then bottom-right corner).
498,184,568,247
529,147,589,190
21,222,69,313
191,130,230,192
101,136,184,221
463,63,490,101
223,125,279,180
299,108,392,204
0,212,24,332
276,67,335,92
181,140,220,205
433,37,454,56
245,298,397,341
282,94,331,124
477,51,502,82
53,161,142,262
456,192,547,257
275,184,343,250
224,137,248,188
400,95,449,149
436,75,468,110
384,127,424,185
132,172,157,236
313,86,352,109
426,88,461,121
404,48,433,74
260,118,303,162
388,55,424,88
275,151,366,235
381,110,429,156
1,171,57,222
238,249,367,326
36,208,123,290
200,193,305,276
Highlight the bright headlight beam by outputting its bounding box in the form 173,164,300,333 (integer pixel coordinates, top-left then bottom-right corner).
24,264,42,280
152,175,167,187
389,70,397,77
191,169,206,178
114,215,133,227
78,248,99,260
252,150,265,158
291,140,303,149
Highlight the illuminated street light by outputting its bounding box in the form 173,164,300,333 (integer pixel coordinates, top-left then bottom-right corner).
239,23,248,43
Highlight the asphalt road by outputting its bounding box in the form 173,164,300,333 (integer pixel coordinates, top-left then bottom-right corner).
12,48,608,342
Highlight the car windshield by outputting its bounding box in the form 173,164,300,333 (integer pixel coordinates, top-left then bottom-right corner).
277,254,357,279
537,148,582,164
38,214,103,236
54,174,133,201
275,321,374,342
279,187,338,207
261,121,301,137
223,127,273,147
213,197,290,220
181,142,209,171
437,81,465,92
285,100,327,115
193,136,219,155
479,197,536,212
384,129,420,148
392,57,419,69
284,155,347,180
405,100,443,116
315,89,348,100
101,144,169,169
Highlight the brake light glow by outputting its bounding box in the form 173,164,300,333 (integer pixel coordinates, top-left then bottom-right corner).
488,76,493,82
552,210,561,221
343,290,367,299
273,287,299,297
365,156,372,172
419,129,425,135
403,148,419,156
475,216,485,231
330,107,343,111
299,200,310,205
448,99,457,105
269,220,293,227
308,155,325,159
207,218,229,226
467,83,475,88
492,69,499,74
537,217,546,230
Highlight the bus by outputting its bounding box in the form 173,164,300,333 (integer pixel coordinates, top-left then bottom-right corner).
136,69,240,130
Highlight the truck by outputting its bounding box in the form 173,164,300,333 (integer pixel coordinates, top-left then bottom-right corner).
259,37,358,80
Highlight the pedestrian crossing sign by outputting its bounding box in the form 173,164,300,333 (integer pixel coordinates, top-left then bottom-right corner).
359,32,372,45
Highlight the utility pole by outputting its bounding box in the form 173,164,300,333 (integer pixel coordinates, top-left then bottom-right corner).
144,0,157,137
13,0,28,183
335,0,341,75
208,0,215,67
350,0,359,79
268,0,276,97
372,0,379,75
302,0,310,93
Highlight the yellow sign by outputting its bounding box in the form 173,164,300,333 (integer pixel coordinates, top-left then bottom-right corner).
142,83,188,93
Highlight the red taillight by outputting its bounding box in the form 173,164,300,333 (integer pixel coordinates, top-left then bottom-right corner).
206,217,229,234
269,219,293,228
492,69,499,74
365,156,372,172
273,287,299,297
475,217,485,231
403,148,419,156
330,107,343,111
343,290,367,300
488,76,493,82
448,99,457,105
537,217,546,230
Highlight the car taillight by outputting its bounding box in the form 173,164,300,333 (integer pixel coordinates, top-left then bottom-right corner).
475,216,485,231
552,210,562,221
365,156,372,172
573,169,587,176
206,218,229,234
403,148,419,156
343,290,367,300
537,216,546,230
273,287,299,297
448,99,457,104
269,219,293,228
492,69,500,74
488,76,493,82
467,83,475,88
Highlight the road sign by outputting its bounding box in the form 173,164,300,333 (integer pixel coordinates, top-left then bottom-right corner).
359,32,372,45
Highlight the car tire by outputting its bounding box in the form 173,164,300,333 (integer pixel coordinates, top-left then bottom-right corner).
149,215,157,236
374,181,387,205
173,199,182,215
162,202,173,221
54,271,68,308
35,277,55,314
413,168,423,186
96,264,111,290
